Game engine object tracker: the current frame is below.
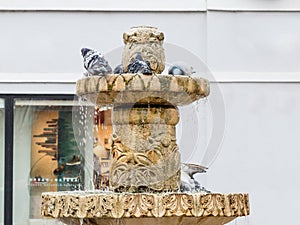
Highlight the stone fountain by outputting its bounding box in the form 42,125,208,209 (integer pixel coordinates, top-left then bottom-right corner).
41,26,249,225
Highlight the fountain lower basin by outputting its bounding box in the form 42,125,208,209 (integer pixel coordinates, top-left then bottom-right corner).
41,191,249,225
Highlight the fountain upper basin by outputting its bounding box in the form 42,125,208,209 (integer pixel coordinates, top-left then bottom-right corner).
76,74,209,105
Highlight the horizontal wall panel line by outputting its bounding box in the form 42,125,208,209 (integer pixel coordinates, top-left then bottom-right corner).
0,9,207,12
1,73,300,94
2,72,300,84
207,8,300,12
211,72,300,83
2,8,300,12
207,1,300,12
0,0,207,12
2,2,300,12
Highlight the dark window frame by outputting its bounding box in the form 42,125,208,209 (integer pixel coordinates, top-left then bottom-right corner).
0,94,75,225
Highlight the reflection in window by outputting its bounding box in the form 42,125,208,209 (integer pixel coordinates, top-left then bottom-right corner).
93,106,112,189
13,100,86,224
12,99,113,224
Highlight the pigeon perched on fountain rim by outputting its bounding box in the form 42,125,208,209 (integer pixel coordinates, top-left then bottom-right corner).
127,52,152,75
168,62,196,76
81,47,112,76
113,64,125,74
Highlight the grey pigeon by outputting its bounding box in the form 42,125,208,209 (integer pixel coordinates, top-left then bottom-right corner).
168,62,195,76
182,163,207,178
180,163,208,192
127,52,152,75
81,48,112,76
113,64,125,74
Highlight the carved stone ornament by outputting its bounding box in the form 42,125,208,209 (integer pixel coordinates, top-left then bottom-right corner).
122,26,165,74
41,192,250,225
110,115,180,192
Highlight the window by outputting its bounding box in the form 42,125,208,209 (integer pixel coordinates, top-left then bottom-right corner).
4,96,113,224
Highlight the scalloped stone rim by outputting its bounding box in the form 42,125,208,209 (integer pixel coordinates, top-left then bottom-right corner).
76,74,210,105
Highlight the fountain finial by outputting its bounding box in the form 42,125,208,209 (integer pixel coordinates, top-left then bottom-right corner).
122,26,165,74
123,26,164,44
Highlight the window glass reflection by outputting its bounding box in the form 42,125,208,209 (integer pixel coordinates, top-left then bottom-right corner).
13,100,84,225
13,99,113,224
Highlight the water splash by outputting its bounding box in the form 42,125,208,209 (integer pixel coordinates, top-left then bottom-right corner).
72,96,114,191
232,216,250,225
72,97,96,190
196,97,208,112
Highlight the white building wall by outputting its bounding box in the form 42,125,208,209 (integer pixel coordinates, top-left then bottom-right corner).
208,83,300,225
1,1,300,224
207,11,300,73
0,11,206,74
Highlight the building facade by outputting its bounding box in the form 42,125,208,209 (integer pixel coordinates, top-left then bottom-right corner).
1,0,300,224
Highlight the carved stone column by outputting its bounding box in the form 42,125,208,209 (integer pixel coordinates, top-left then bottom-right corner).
110,103,180,192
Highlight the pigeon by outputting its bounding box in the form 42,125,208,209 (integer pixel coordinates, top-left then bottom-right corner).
180,163,208,192
182,163,207,178
168,62,196,76
127,52,152,75
81,48,112,76
113,64,125,74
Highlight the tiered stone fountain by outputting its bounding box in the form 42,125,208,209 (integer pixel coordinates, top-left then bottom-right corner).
41,26,249,225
